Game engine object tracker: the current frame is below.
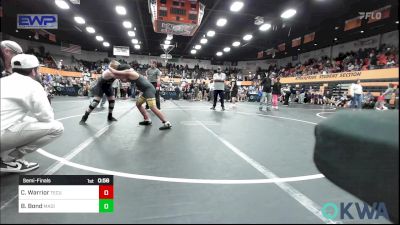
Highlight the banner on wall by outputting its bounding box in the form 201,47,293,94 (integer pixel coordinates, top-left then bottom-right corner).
113,46,130,57
368,5,391,24
48,33,56,42
303,32,315,44
33,29,57,42
292,37,301,47
61,42,81,54
280,68,398,84
54,86,79,96
17,14,58,29
344,16,362,31
353,36,378,48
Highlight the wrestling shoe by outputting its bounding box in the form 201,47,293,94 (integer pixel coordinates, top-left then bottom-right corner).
139,120,152,126
159,121,172,130
1,159,39,173
107,113,118,122
79,113,89,125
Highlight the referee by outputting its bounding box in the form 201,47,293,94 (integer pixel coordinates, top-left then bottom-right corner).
145,61,162,110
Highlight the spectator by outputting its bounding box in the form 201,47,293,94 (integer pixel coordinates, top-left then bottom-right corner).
283,85,291,106
259,73,273,111
210,67,226,111
375,92,388,111
112,78,121,98
272,77,282,110
382,83,396,107
1,40,23,77
230,79,238,108
299,86,305,104
351,80,363,109
1,54,64,173
145,61,162,109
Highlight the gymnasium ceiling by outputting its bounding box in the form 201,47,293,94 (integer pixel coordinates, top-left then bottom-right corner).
1,0,399,62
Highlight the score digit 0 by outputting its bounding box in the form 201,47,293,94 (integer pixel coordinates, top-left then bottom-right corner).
99,185,113,199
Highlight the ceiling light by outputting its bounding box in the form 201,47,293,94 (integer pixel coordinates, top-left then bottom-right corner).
223,47,231,52
103,42,110,47
314,43,318,46
116,6,126,15
55,0,70,9
216,52,223,56
166,34,173,40
123,21,132,29
334,37,338,41
396,21,399,24
360,30,364,33
200,38,208,44
164,40,171,45
216,18,227,27
207,30,216,37
259,23,271,31
281,9,297,19
134,45,140,49
243,34,253,41
131,39,139,44
335,26,339,30
86,27,95,33
298,48,301,51
95,35,104,41
127,31,135,37
230,1,244,12
191,49,197,54
195,45,202,50
74,16,85,24
232,41,241,47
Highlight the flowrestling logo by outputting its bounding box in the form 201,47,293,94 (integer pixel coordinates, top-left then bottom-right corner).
321,202,389,220
358,11,382,20
17,14,58,29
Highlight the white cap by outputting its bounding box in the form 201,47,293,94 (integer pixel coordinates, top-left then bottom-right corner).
1,40,23,54
11,54,40,69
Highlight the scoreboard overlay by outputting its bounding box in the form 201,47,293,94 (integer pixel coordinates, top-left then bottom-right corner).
18,175,114,213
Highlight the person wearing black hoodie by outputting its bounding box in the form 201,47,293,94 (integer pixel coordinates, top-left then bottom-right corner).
259,73,273,111
272,77,282,110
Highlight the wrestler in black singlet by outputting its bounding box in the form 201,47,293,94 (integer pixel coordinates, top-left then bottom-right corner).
92,76,116,97
79,73,117,125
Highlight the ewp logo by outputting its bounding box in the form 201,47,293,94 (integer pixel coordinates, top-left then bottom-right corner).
321,202,389,220
358,11,382,20
17,14,58,29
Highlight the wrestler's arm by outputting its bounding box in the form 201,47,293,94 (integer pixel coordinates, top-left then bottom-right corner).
109,67,140,80
102,70,115,79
